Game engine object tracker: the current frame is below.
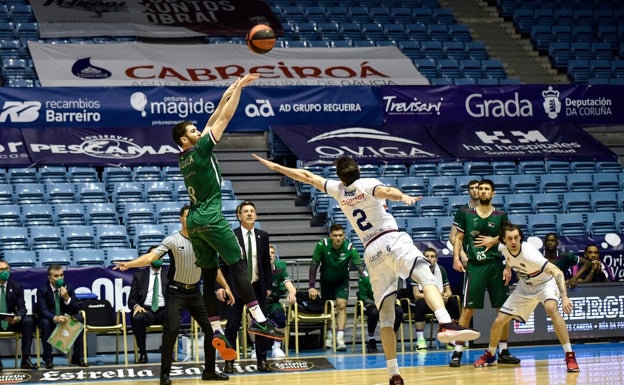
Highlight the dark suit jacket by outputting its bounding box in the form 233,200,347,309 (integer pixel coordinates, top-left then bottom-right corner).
128,266,169,310
2,279,27,319
36,282,80,322
224,227,272,297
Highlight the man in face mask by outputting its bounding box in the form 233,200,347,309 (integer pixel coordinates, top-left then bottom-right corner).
36,263,88,369
128,246,169,363
0,260,37,371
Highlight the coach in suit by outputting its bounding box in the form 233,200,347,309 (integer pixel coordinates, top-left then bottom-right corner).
128,248,168,364
36,264,88,369
0,260,37,371
219,200,273,373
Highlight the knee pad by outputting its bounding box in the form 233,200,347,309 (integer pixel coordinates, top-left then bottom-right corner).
379,298,396,329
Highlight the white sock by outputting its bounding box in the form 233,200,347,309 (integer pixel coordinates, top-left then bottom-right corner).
387,358,400,376
498,341,508,351
337,330,344,339
248,304,267,323
434,309,452,324
326,330,333,339
562,343,572,353
273,340,281,349
454,342,463,352
488,346,497,355
416,330,424,340
211,320,223,334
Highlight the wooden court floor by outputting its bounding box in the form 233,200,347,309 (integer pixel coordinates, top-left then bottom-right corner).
1,342,620,385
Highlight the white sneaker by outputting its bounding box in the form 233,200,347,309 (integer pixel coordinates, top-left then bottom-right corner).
250,349,256,359
416,338,427,350
325,337,333,349
272,347,286,359
336,335,347,351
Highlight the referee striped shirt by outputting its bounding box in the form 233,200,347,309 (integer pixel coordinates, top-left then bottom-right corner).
154,231,201,285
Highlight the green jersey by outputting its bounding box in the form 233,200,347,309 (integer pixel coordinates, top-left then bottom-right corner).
178,132,223,228
271,260,291,296
357,275,374,302
454,207,508,262
312,238,362,282
546,250,580,278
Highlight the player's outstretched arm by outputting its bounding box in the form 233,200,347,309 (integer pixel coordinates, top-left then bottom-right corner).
253,154,327,192
374,185,422,205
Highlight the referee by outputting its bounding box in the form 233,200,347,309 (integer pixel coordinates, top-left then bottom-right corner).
115,205,235,385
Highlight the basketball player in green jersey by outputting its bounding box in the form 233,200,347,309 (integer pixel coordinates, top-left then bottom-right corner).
450,179,519,367
172,73,283,343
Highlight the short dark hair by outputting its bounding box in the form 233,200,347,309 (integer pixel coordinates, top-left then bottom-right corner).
499,223,524,243
172,120,192,147
335,156,360,186
423,247,437,256
468,179,480,187
237,200,256,214
180,204,190,217
584,244,599,254
479,178,496,191
329,223,344,233
47,264,63,275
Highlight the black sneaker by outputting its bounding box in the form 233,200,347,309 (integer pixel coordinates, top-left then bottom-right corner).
438,322,480,344
248,319,285,340
366,339,378,353
449,351,463,367
497,349,521,364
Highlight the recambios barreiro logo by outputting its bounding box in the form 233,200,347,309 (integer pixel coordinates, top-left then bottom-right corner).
0,101,41,122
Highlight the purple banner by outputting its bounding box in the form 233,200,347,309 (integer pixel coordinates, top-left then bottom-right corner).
427,122,617,161
271,123,455,165
381,85,624,125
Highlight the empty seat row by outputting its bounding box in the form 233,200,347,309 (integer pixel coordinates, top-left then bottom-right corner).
1,247,143,268
0,165,184,184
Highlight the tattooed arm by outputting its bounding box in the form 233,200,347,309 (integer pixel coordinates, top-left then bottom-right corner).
544,262,573,314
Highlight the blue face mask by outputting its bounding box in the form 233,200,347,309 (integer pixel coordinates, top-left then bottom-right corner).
0,270,9,281
151,259,163,268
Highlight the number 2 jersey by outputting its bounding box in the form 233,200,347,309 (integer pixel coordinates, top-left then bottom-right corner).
324,178,399,247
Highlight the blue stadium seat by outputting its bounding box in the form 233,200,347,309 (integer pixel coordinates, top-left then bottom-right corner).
339,22,364,40
62,225,96,250
71,249,107,267
507,214,529,235
22,204,55,227
448,24,472,42
30,226,63,250
162,166,183,181
437,162,465,176
77,182,108,203
446,195,467,216
398,176,427,197
437,216,454,241
615,212,624,233
113,182,145,214
407,217,438,242
504,194,533,215
532,193,562,214
104,247,140,266
596,161,623,173
421,41,444,59
0,204,21,227
552,25,573,43
566,174,594,192
597,24,619,50
411,8,434,24
545,160,571,174
384,24,407,41
528,214,557,237
13,183,45,204
326,6,349,22
567,60,591,84
387,200,417,217
518,160,546,175
549,42,571,69
459,59,483,78
133,224,167,254
37,249,71,267
562,192,592,213
0,226,29,250
103,166,133,185
443,41,466,60
464,41,488,60
38,166,67,183
133,165,162,182
404,23,428,41
430,77,453,85
427,24,449,41
570,161,596,174
67,166,99,182
123,202,157,236
486,175,512,194
510,175,539,194
348,6,371,23
437,59,461,78
433,8,456,25
86,203,118,225
591,42,614,61
540,174,568,193
46,182,77,204
13,22,38,39
8,167,38,183
390,8,413,24
361,23,385,40
428,176,458,196
570,42,592,61
221,199,241,223
316,22,341,40
0,39,22,59
590,59,612,80
413,59,438,78
95,225,131,249
556,213,587,237
481,59,507,79
145,181,174,202
417,196,447,217
590,192,619,213
379,164,408,179
154,201,183,224
54,203,87,226
398,41,421,60
2,249,37,268
409,163,438,177
593,173,620,192
491,161,518,175
465,161,493,176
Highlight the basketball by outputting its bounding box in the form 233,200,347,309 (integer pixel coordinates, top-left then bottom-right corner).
246,24,276,54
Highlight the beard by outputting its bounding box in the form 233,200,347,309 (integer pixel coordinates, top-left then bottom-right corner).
479,197,491,205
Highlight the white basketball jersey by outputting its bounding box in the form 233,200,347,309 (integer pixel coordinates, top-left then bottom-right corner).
500,241,551,286
325,178,398,247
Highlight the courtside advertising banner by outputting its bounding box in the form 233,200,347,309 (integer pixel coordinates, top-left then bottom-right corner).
29,0,283,38
381,84,624,125
271,123,454,165
28,42,429,87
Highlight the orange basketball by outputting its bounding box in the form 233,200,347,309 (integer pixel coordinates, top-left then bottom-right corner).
246,24,276,54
